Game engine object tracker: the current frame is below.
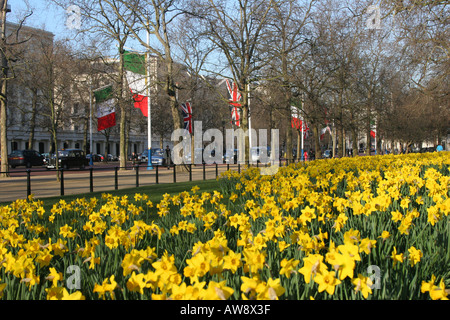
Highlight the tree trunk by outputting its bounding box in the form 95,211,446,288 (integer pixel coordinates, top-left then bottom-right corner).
0,1,9,177
28,88,38,150
118,45,128,170
313,123,321,159
166,56,187,173
83,112,88,156
0,75,7,177
285,106,293,163
332,124,337,158
352,127,358,157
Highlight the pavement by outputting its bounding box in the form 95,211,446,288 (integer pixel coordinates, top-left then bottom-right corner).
0,163,246,204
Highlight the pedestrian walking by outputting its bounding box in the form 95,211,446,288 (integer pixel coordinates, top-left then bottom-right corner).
131,152,138,170
165,145,171,169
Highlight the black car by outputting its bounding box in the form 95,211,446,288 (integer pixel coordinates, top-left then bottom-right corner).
47,149,89,170
8,150,44,168
86,154,102,162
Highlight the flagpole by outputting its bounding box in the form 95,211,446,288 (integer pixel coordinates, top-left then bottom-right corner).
301,117,304,161
89,84,93,166
248,83,252,151
301,93,304,161
146,28,153,170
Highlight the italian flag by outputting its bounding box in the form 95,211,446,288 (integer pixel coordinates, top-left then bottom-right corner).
124,50,149,117
94,85,116,131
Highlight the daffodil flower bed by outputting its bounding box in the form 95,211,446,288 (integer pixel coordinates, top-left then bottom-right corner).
0,152,449,300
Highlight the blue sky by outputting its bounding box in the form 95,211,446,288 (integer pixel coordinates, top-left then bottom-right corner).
11,1,150,53
11,0,70,38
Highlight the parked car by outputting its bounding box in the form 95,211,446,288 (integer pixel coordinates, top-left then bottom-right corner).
151,148,165,166
411,146,421,153
86,154,102,162
224,149,238,164
182,148,206,164
251,146,271,163
41,152,51,166
8,150,44,168
135,149,165,166
138,152,147,164
421,147,435,153
322,149,331,159
106,154,118,161
47,149,89,170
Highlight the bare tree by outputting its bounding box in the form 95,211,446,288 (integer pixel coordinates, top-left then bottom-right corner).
191,0,275,161
261,0,317,162
10,30,52,152
0,0,32,177
37,40,84,179
51,0,139,169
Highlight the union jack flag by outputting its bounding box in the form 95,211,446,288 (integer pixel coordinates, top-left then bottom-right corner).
180,102,193,134
231,106,240,127
226,79,242,107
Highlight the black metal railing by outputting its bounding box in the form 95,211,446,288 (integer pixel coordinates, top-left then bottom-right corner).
0,158,300,200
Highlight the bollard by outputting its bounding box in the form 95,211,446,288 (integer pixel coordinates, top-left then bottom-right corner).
26,169,31,197
215,163,218,178
115,167,118,190
203,163,206,180
189,164,192,181
89,167,94,193
173,164,176,183
135,165,139,187
156,165,159,184
60,169,64,196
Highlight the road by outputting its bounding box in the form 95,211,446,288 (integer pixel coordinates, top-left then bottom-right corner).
0,162,249,204
4,161,122,177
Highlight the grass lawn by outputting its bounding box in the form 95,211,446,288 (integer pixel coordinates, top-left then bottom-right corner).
1,179,223,218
